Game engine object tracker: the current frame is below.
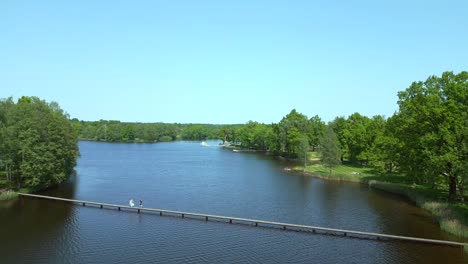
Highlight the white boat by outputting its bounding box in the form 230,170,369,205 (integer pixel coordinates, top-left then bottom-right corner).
201,141,209,147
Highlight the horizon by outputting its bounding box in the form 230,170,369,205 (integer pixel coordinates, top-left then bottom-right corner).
2,1,467,124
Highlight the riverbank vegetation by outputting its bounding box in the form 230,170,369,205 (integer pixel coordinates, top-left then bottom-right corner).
0,189,18,200
0,97,79,194
1,71,466,236
224,72,468,237
231,72,467,203
295,158,468,237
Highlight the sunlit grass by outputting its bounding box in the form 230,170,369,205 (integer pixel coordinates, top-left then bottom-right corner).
295,162,376,182
0,190,18,201
440,219,468,238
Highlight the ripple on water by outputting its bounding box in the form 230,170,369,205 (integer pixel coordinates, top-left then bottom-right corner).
3,141,468,264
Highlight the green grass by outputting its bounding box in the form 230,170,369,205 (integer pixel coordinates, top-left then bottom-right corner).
295,154,468,239
223,145,239,149
0,190,18,201
294,162,377,182
158,136,173,142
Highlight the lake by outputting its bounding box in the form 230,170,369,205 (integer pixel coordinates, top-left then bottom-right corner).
0,141,466,263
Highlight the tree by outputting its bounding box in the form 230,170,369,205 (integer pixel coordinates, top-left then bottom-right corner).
362,115,386,166
0,96,79,190
120,124,135,141
371,116,401,174
319,127,341,176
0,98,15,185
308,115,326,151
278,109,311,157
237,121,272,151
298,135,310,172
329,116,349,162
391,71,468,201
346,113,371,163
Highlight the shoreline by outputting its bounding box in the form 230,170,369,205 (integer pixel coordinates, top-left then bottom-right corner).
292,167,468,240
228,146,468,240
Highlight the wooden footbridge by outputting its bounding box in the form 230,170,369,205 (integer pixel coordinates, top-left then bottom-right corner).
18,193,467,248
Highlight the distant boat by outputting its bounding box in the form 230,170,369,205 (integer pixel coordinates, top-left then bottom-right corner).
201,141,209,147
233,149,240,152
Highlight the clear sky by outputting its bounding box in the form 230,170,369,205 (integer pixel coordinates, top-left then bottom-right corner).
1,0,467,124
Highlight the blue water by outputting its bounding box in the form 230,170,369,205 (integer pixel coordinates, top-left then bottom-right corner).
0,141,466,263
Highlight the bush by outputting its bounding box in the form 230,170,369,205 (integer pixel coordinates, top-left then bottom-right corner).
158,136,173,142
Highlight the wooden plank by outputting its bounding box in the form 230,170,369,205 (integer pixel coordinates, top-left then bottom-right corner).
17,193,467,247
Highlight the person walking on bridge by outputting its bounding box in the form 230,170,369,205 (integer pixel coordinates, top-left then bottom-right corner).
139,199,143,208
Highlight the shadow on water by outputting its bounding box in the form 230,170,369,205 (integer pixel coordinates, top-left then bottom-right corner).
0,171,77,260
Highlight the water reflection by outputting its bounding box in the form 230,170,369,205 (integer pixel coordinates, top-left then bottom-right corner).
0,141,467,264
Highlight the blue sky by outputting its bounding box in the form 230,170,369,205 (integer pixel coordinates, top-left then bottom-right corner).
1,0,467,124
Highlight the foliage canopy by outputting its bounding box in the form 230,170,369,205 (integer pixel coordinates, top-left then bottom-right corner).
0,97,79,190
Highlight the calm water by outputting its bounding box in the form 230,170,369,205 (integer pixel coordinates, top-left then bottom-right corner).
1,141,466,263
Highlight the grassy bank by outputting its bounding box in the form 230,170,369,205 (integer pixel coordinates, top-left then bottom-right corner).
368,181,468,238
0,190,18,201
0,176,16,201
294,156,468,239
0,175,33,201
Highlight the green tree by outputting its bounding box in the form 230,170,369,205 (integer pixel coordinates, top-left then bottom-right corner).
360,115,386,166
371,116,401,174
308,115,326,151
329,116,349,161
0,97,79,190
278,109,311,157
391,71,468,201
0,98,15,185
346,113,371,163
319,127,341,176
120,124,135,141
298,135,310,172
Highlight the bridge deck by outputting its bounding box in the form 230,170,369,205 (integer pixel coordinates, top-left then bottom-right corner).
18,193,467,248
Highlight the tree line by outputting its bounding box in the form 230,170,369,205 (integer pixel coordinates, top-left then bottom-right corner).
70,120,242,142
1,71,466,201
227,72,467,202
